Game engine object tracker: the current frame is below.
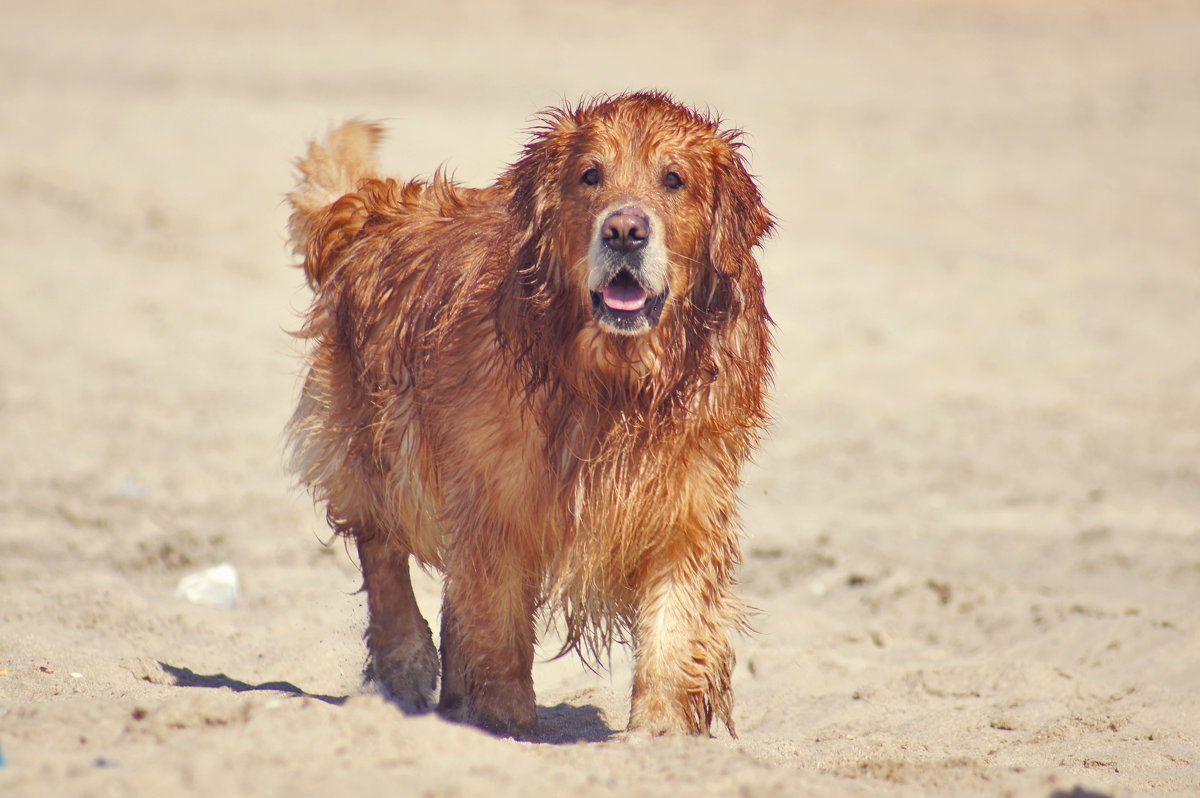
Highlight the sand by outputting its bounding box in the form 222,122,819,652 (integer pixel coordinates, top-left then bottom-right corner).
2,1,1198,795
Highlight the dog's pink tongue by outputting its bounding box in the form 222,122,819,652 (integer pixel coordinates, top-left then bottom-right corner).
603,282,647,312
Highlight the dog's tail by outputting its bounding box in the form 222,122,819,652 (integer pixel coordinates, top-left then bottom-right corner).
287,120,384,289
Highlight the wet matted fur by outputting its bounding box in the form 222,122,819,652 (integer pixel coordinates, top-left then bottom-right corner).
285,92,773,738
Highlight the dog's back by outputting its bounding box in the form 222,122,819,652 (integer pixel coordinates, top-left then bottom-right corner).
284,122,517,568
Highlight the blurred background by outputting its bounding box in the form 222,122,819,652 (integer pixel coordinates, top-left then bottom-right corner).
2,1,1198,795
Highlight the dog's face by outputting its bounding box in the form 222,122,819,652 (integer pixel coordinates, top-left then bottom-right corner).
560,106,728,337
566,142,697,336
507,94,772,343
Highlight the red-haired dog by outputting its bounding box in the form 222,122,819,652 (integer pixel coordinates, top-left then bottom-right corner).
286,92,772,738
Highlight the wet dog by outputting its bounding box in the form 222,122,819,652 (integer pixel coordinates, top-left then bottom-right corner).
286,92,772,738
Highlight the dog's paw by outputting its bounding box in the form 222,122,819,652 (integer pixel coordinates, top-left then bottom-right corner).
439,680,538,739
369,635,440,713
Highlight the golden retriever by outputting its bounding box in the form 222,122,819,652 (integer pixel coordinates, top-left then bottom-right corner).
285,92,772,738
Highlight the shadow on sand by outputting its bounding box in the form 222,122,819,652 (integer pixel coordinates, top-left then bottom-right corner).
158,662,348,706
158,661,616,743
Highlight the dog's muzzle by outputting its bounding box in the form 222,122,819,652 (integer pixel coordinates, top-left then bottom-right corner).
588,207,668,335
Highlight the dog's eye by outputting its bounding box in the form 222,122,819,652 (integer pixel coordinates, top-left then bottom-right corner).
663,171,684,190
580,168,601,187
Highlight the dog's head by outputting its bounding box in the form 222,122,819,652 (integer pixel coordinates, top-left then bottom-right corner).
505,93,773,343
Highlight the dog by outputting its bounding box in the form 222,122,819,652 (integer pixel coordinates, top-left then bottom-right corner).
285,92,772,739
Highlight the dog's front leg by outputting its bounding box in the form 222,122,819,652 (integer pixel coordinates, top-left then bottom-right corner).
628,540,740,737
356,530,440,712
437,543,539,739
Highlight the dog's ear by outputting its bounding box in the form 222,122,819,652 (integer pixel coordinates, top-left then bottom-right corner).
495,110,582,375
708,139,773,279
505,110,579,261
507,141,557,250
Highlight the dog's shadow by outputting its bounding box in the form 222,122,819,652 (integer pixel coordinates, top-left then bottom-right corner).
158,662,348,706
534,702,615,743
157,662,615,743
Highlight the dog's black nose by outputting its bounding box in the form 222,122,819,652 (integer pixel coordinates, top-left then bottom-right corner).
601,207,650,254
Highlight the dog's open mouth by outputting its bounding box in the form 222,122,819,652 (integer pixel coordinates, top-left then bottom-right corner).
590,270,666,334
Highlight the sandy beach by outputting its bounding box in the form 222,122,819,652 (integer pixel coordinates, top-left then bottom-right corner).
2,1,1198,795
